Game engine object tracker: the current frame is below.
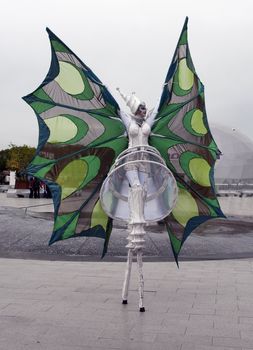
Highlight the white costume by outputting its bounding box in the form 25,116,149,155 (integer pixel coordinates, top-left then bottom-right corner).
118,91,160,310
118,93,152,311
118,90,156,188
100,90,177,312
118,89,156,146
120,111,151,147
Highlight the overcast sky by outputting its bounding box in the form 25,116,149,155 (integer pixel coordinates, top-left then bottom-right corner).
0,0,252,150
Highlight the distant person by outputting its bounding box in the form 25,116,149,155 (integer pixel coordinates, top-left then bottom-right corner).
45,184,52,198
41,182,47,198
29,177,35,198
33,178,41,198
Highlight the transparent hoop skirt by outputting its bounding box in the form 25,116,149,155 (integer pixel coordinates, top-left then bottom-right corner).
100,146,178,222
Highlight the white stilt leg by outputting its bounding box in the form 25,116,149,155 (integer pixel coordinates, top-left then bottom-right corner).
136,249,145,312
122,184,146,311
122,248,133,304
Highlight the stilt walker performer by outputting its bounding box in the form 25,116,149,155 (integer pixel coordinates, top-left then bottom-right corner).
23,17,225,312
101,89,178,311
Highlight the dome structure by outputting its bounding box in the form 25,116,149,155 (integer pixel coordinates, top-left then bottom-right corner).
211,124,253,182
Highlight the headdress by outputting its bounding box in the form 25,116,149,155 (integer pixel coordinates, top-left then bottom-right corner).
116,88,143,115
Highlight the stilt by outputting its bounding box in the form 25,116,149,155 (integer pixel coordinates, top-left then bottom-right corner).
121,184,146,311
137,249,145,312
122,248,133,304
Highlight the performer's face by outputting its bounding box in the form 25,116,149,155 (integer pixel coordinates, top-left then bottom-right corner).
135,104,147,118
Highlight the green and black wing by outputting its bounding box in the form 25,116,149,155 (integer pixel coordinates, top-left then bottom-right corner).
23,29,128,255
149,17,225,263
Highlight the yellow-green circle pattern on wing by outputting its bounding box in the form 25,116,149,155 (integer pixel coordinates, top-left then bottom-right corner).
191,109,207,135
178,58,194,90
56,156,101,200
55,61,85,95
179,151,211,187
189,158,211,187
183,108,207,136
56,159,87,199
172,188,199,227
45,116,77,143
173,58,194,96
45,115,88,145
91,200,108,231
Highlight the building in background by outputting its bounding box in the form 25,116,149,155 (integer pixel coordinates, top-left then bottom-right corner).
212,125,253,196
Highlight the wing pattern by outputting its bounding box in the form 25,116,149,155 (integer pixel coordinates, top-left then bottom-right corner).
23,29,128,253
149,18,225,262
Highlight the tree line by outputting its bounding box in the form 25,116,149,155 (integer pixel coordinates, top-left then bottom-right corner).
0,144,36,173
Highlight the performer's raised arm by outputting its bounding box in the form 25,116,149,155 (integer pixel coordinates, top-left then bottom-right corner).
116,88,146,131
145,98,160,127
119,109,131,129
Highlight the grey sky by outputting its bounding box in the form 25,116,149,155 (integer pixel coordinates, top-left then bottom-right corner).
0,0,252,149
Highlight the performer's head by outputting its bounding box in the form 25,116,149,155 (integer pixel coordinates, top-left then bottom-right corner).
116,88,146,117
135,103,147,118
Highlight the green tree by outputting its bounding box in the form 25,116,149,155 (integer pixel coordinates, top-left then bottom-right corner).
5,144,36,172
0,148,10,171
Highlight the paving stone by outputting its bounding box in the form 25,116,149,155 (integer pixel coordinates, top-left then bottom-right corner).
181,345,243,350
240,317,253,325
185,325,240,337
213,336,253,348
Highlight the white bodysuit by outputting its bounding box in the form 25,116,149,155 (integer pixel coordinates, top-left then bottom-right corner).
127,119,151,147
119,110,156,186
119,110,155,147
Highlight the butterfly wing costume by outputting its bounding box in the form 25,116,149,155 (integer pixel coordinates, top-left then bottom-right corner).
149,18,225,262
23,18,224,262
23,28,128,255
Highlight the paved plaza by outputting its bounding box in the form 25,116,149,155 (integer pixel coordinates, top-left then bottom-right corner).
1,258,253,350
1,193,253,349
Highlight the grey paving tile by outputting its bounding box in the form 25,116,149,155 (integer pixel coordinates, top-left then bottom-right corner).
186,325,240,337
0,339,87,350
155,333,212,345
213,336,253,348
39,325,102,348
128,341,182,350
190,306,216,315
240,317,253,325
181,345,242,350
189,314,239,324
241,330,253,340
